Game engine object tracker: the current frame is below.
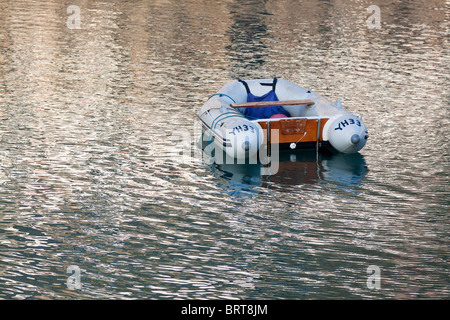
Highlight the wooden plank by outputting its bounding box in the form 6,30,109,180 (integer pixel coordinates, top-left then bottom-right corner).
280,118,307,135
258,118,329,144
230,99,315,108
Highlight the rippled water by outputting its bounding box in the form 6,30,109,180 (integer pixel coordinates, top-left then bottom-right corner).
0,0,448,299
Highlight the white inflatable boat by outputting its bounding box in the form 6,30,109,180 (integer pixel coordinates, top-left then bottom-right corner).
198,78,368,160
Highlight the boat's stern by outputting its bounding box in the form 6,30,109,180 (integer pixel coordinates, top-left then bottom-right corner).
255,117,329,151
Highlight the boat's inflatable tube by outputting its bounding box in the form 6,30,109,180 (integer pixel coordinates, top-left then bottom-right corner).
323,113,368,153
221,118,264,159
199,99,264,160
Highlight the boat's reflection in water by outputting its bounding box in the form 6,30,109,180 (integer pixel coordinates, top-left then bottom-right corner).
210,150,368,198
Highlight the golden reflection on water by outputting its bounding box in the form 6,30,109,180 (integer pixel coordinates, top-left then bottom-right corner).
0,0,448,299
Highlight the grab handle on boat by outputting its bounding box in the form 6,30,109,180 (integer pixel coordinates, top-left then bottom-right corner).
230,99,315,108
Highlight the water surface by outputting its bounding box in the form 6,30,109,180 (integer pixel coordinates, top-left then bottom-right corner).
0,0,448,299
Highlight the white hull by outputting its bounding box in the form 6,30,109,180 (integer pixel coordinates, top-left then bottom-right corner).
198,79,368,160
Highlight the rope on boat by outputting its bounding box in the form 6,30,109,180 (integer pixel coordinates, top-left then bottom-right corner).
207,112,247,143
207,93,236,103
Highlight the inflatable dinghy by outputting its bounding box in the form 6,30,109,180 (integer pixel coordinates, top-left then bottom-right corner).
198,78,368,160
